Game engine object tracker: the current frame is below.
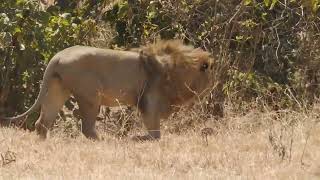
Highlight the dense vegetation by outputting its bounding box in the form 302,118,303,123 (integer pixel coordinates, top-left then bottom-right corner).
0,0,319,127
0,0,99,122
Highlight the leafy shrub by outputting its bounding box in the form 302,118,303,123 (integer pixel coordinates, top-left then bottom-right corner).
103,0,320,113
0,0,98,128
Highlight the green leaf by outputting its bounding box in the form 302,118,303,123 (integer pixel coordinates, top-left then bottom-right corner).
16,0,26,6
264,0,270,7
236,35,244,41
147,11,157,19
14,27,22,33
118,2,129,19
261,12,268,21
264,0,278,9
269,0,278,9
16,13,23,19
244,0,252,5
312,0,320,13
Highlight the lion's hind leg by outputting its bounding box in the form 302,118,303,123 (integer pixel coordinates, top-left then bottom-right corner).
35,78,70,139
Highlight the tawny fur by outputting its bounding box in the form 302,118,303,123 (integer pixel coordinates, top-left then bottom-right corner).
1,40,213,140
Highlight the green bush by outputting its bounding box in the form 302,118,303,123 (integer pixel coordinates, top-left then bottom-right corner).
0,0,98,128
103,0,320,112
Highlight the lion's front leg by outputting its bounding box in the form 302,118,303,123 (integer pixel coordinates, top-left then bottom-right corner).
141,113,161,140
134,93,170,141
132,114,160,141
133,113,161,141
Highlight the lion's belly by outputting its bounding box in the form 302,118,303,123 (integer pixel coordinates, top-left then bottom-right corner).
98,71,146,107
98,89,138,107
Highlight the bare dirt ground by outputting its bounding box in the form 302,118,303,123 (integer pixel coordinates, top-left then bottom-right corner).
1,106,320,179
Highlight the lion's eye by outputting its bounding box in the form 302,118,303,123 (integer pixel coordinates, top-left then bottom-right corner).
200,63,208,72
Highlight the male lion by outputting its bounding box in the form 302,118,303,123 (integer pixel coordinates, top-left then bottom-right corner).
1,40,213,140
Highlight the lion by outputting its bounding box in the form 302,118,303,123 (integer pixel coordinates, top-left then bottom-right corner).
1,40,213,140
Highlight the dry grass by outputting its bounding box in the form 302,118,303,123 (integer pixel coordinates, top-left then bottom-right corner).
1,105,320,179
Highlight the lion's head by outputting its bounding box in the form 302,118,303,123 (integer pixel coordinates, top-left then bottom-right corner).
139,40,213,105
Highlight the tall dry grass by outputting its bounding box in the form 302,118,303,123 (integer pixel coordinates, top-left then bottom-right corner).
1,104,320,179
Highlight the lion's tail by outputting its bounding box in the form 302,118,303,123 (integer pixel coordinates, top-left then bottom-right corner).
0,57,59,124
